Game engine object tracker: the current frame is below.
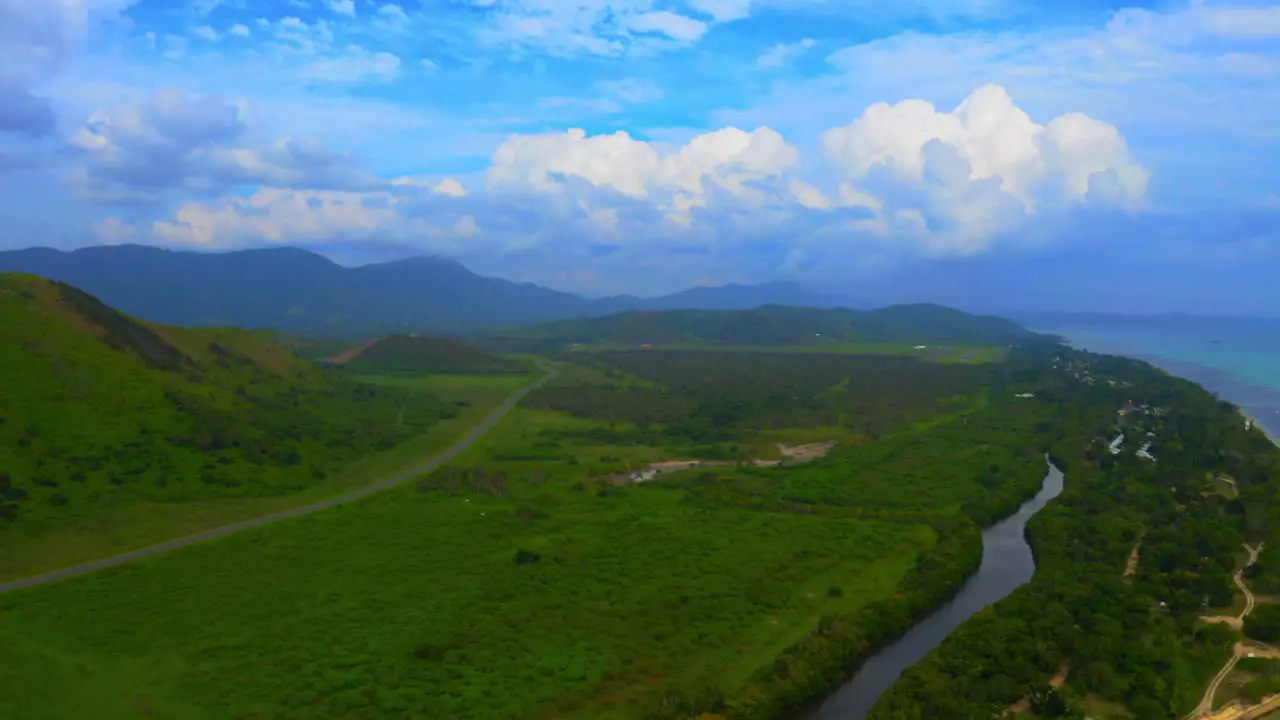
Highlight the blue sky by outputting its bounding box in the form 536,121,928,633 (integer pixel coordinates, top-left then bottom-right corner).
1,0,1278,313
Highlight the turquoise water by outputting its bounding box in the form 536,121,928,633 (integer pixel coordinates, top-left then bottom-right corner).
1030,318,1280,440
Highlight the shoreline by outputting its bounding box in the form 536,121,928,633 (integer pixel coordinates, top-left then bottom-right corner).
1036,327,1280,448
1243,411,1280,450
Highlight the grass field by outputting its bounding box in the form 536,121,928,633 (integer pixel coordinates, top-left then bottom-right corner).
0,336,1054,719
0,385,1051,720
0,369,537,582
0,477,931,720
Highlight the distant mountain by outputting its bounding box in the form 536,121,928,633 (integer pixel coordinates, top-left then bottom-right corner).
0,245,860,335
596,282,855,313
475,304,1037,352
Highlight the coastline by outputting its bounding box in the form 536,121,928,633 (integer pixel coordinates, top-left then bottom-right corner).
1243,411,1280,450
1032,325,1280,446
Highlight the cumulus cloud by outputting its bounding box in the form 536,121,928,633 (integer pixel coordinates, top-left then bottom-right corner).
108,83,1148,277
486,125,798,223
821,84,1148,254
146,184,479,250
69,89,383,202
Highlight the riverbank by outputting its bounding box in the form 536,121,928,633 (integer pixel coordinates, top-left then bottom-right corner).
804,457,1065,719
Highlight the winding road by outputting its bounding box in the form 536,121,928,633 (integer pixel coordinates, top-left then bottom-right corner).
1188,542,1265,719
0,361,559,596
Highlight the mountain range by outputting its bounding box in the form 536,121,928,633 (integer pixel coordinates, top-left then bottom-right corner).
0,245,856,336
473,304,1036,353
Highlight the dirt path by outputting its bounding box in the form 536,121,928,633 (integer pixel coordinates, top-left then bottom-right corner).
612,441,838,484
0,361,559,595
321,335,386,364
1189,543,1265,719
1124,541,1142,579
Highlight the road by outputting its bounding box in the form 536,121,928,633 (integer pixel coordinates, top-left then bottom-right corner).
1188,543,1265,719
0,361,559,595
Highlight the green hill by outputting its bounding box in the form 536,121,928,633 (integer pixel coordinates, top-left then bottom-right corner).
478,303,1036,351
0,274,455,528
333,333,524,373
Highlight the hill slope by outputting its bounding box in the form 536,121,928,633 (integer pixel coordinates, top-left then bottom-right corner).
0,273,454,527
330,334,524,373
478,303,1037,351
0,245,856,334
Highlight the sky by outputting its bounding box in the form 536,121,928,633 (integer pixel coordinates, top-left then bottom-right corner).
1,0,1278,314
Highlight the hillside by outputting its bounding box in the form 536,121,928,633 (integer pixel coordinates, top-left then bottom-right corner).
329,333,524,374
0,245,857,335
0,273,454,528
477,303,1037,351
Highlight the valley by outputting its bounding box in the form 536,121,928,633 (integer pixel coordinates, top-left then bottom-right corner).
0,270,1278,720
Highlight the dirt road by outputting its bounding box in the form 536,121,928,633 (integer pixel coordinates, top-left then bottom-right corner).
0,361,558,595
1189,543,1265,719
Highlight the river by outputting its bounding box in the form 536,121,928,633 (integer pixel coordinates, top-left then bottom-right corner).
807,457,1066,719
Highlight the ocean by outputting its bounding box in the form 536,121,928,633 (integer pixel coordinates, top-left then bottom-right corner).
1026,316,1280,440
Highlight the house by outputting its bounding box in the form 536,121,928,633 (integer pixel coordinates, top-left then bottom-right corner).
1016,393,1036,398
1109,434,1125,455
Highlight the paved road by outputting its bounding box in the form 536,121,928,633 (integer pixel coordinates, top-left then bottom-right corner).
0,361,559,595
1189,543,1265,719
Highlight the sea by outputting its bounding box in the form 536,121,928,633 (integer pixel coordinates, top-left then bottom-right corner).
1025,315,1280,441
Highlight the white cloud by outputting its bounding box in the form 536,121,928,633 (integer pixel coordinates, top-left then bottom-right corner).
596,78,663,104
820,84,1147,254
757,37,815,69
486,124,797,223
68,89,383,201
150,186,475,249
301,46,401,83
391,176,470,197
374,3,411,31
622,11,707,42
688,0,752,22
419,58,439,70
229,24,250,37
328,0,356,16
789,179,829,209
473,1,719,56
192,25,220,41
1196,4,1280,39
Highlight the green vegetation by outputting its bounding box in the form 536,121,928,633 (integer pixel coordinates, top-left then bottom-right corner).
0,274,480,580
866,343,1280,720
475,303,1035,354
3,286,1276,720
0,338,1058,720
335,333,526,374
1246,605,1280,643
526,350,986,445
